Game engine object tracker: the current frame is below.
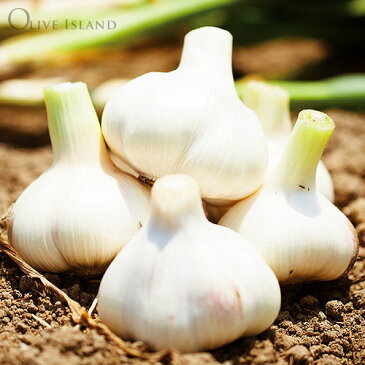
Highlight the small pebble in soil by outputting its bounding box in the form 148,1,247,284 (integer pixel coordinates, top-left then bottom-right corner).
315,358,341,365
284,345,312,364
299,295,319,308
321,331,339,344
351,289,365,309
325,300,344,320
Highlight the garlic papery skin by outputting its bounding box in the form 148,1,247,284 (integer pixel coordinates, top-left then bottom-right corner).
8,82,150,273
109,150,139,178
244,81,334,202
204,202,230,224
102,26,267,203
98,174,280,352
220,110,359,284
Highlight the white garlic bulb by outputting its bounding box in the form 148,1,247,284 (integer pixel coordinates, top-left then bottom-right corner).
102,26,267,204
244,81,334,202
8,82,150,273
98,174,280,352
220,110,359,283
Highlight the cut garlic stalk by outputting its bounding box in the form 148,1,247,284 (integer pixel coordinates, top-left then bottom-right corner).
98,174,280,352
102,26,267,204
220,110,359,283
244,81,334,202
8,82,150,273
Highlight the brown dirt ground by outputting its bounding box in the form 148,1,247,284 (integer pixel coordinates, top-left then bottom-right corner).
0,40,364,365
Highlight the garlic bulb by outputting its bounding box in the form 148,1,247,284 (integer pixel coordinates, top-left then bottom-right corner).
220,110,359,283
98,174,280,352
102,26,267,204
244,81,334,202
8,82,150,273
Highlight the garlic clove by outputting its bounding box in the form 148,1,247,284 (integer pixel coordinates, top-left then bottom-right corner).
102,26,267,203
8,82,150,273
98,174,280,352
109,150,139,178
220,110,359,283
244,80,334,202
316,161,334,202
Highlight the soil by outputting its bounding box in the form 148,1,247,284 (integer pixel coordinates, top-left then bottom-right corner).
0,40,364,365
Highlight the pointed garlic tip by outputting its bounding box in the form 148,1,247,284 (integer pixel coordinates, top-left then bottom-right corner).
184,26,233,47
44,81,104,165
271,109,335,190
244,81,292,135
179,26,233,75
151,174,205,227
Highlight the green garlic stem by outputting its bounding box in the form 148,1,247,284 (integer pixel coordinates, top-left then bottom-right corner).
236,74,365,110
44,82,105,165
270,109,335,191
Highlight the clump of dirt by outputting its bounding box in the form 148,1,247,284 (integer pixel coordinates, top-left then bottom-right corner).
0,259,69,334
1,326,130,365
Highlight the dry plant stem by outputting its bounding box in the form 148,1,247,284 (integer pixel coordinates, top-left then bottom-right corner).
349,274,365,285
31,313,52,328
0,220,173,361
88,297,98,315
78,311,173,362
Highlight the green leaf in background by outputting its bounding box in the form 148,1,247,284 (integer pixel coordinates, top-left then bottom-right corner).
236,74,365,110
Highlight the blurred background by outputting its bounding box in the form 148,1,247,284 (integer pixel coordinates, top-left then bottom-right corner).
0,0,364,213
0,0,364,112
